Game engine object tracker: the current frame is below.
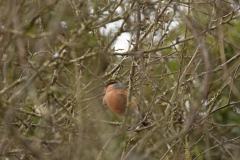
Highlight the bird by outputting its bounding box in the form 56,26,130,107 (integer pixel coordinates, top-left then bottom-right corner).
102,81,152,129
103,82,140,117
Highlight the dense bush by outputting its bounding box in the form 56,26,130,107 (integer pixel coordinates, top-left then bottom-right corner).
0,0,240,159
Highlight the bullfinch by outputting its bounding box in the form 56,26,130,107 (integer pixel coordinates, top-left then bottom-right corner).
103,82,140,117
103,82,149,127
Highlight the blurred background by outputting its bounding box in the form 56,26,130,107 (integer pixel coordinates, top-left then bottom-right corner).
0,0,240,159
